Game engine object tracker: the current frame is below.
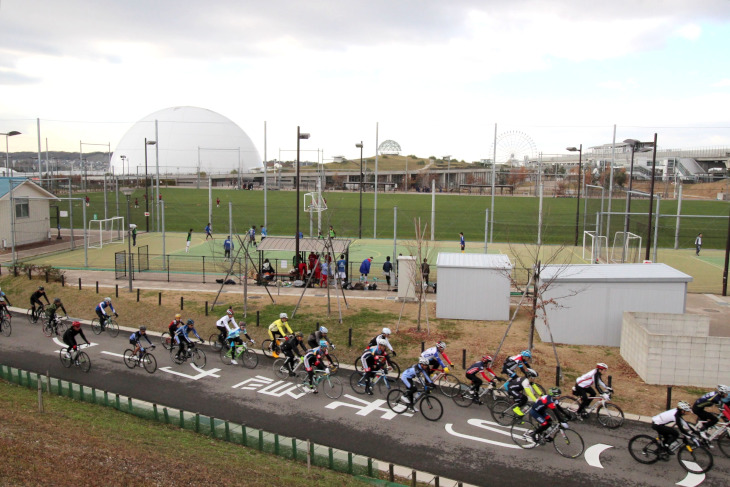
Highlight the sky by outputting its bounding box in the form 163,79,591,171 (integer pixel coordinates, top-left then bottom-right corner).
1,0,730,164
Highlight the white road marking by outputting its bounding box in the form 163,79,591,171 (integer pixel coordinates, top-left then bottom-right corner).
232,375,274,390
676,462,705,487
445,423,522,449
584,444,613,469
101,351,126,359
53,338,98,348
159,365,221,380
326,394,413,419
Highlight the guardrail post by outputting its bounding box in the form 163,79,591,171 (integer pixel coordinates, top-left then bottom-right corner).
224,421,230,441
80,385,85,402
389,464,394,482
153,404,159,421
115,393,120,409
434,476,439,487
275,434,280,455
115,284,118,298
195,413,200,432
179,410,184,428
367,458,373,477
78,277,81,290
180,296,184,310
205,301,208,316
292,438,297,459
242,424,248,446
666,386,672,410
348,328,352,347
462,349,466,368
137,289,140,302
38,377,44,413
348,452,353,474
46,370,51,394
96,281,99,293
411,470,417,487
328,448,334,469
256,311,259,327
307,439,311,470
202,256,206,284
104,390,108,406
61,275,65,287
158,292,162,306
163,407,169,424
127,397,132,413
45,270,49,283
209,416,215,437
28,267,32,279
258,430,264,450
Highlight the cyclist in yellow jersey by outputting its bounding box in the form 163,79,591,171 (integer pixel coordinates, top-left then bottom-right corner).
268,313,293,341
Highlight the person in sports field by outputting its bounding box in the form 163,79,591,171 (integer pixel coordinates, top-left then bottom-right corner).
186,228,192,253
205,223,213,240
459,232,465,252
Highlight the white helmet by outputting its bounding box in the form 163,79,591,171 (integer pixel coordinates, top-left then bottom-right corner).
677,401,691,412
319,326,328,334
419,357,430,366
279,313,288,320
104,297,111,303
376,337,387,347
596,363,608,370
718,384,730,394
382,327,391,335
436,341,446,351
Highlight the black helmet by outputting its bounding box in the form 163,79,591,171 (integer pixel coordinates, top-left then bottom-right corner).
53,297,61,303
38,286,45,291
139,326,147,332
187,319,195,326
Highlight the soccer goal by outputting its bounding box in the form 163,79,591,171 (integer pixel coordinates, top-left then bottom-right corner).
610,231,642,264
303,192,328,213
88,217,125,249
582,231,608,263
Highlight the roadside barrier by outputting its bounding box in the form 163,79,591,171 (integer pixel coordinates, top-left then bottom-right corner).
0,364,472,487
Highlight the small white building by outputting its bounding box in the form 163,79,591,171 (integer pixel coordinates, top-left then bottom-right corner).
436,253,512,321
535,263,692,347
0,177,59,248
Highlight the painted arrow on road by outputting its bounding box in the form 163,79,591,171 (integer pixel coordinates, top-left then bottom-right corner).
53,338,98,348
676,462,705,487
584,444,613,468
445,419,522,449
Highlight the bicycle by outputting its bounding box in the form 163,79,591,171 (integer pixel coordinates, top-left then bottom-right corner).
91,316,119,337
510,416,585,459
387,384,444,421
0,305,10,324
694,414,730,458
124,345,157,373
59,344,91,373
557,390,624,429
453,379,507,409
170,341,207,368
219,340,258,369
43,316,68,337
261,336,287,358
295,367,343,399
27,304,45,324
354,354,401,379
273,355,305,380
160,331,175,350
428,367,463,398
209,331,228,352
349,367,399,396
0,314,11,337
628,432,713,474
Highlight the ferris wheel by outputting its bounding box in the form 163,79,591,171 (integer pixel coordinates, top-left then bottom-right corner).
491,131,537,167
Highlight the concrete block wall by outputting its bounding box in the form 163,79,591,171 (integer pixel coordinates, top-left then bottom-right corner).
620,312,728,387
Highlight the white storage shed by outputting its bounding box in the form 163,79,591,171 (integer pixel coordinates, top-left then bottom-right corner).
535,263,692,347
436,253,512,321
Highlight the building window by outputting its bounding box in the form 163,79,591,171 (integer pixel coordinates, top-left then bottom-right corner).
15,198,29,218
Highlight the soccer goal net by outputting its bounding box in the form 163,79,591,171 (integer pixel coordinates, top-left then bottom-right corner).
88,217,125,249
582,231,608,263
610,231,642,263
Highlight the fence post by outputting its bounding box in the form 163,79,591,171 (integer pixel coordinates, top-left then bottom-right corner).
203,256,206,284
556,365,561,387
205,301,208,316
411,470,417,487
209,416,215,437
242,424,248,446
348,328,353,347
292,438,297,460
115,284,118,298
96,281,99,293
158,292,162,306
421,342,425,352
38,377,44,413
225,421,230,441
256,311,259,327
608,375,612,388
46,370,51,394
666,386,672,410
115,394,120,409
104,391,108,406
13,266,18,276
153,404,159,421
163,408,170,424
137,289,140,302
180,296,184,310
179,410,184,428
258,430,264,451
389,464,394,482
462,349,466,368
45,270,49,283
127,397,132,413
28,267,32,279
434,476,439,487
61,275,65,287
275,434,280,455
195,413,200,433
167,255,170,282
78,277,81,290
307,439,311,470
367,458,373,478
328,447,334,468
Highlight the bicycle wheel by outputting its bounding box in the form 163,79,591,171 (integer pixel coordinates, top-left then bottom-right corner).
0,319,10,337
57,322,68,334
323,376,343,399
273,358,290,379
59,348,72,368
239,348,258,369
353,358,363,373
419,394,444,421
327,353,340,376
123,349,136,369
77,351,91,373
553,428,584,458
452,384,475,408
716,431,730,458
261,339,274,358
491,400,520,426
27,308,38,324
170,348,185,365
628,435,662,465
597,403,624,429
386,360,401,380
556,396,580,421
142,353,157,373
209,333,223,352
42,323,54,337
386,388,409,414
376,376,399,395
677,444,713,474
161,332,173,350
510,417,538,449
349,372,368,394
295,371,312,395
437,374,462,398
91,318,102,335
484,386,508,408
191,348,207,368
219,348,233,365
106,319,119,338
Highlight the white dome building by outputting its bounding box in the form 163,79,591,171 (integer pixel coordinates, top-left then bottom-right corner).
110,106,261,175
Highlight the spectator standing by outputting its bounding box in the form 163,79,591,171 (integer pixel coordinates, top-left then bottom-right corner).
134,198,139,208
695,233,703,256
132,225,137,246
360,257,373,283
320,260,329,288
459,232,465,253
336,254,347,285
205,223,213,240
223,236,233,260
260,225,267,241
249,225,257,247
216,197,220,208
382,256,393,290
308,251,317,272
186,228,192,253
328,225,336,238
421,258,430,286
85,195,90,207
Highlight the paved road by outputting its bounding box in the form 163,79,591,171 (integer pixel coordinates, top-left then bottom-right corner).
1,312,728,487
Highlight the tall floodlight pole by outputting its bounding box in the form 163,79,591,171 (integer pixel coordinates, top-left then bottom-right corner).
567,145,583,246
2,131,21,175
356,142,363,238
122,188,133,292
155,119,160,232
144,138,156,233
645,133,659,261
120,155,126,184
623,138,654,235
264,121,268,228
374,122,379,238
490,123,497,243
295,127,310,258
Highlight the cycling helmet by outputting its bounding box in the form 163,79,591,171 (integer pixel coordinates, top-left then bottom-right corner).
187,319,195,326
382,327,392,335
521,350,532,359
139,326,147,332
279,313,288,320
419,357,430,366
481,355,493,364
295,331,303,338
436,341,446,350
596,363,608,370
677,401,691,412
319,326,328,334
72,321,81,329
548,387,561,397
226,309,234,316
38,286,44,291
319,339,328,348
175,313,182,319
104,297,111,303
718,384,730,395
54,297,61,303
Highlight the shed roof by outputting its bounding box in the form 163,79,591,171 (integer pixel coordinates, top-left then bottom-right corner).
436,252,512,270
256,237,351,254
0,177,59,200
539,263,692,283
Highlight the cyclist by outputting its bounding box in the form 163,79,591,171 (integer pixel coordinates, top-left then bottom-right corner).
302,340,331,393
224,323,254,365
95,297,118,330
45,297,68,334
268,313,293,351
465,355,504,404
651,401,695,453
216,307,238,346
692,385,730,439
525,388,570,443
29,286,50,320
129,326,153,360
575,363,612,418
360,339,389,395
368,328,396,356
0,287,11,308
174,319,203,361
168,313,183,340
62,321,90,359
307,325,334,350
400,357,434,413
502,350,532,379
506,375,531,416
421,341,454,375
0,292,10,320
280,331,307,375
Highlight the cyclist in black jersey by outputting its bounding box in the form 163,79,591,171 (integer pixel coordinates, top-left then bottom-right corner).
280,332,308,375
129,326,153,359
63,321,90,356
30,286,50,320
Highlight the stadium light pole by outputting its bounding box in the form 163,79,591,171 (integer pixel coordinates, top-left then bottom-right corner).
121,188,134,292
295,127,310,259
622,139,654,235
2,130,21,175
645,133,658,261
567,145,582,246
119,155,127,182
356,142,363,239
144,138,156,233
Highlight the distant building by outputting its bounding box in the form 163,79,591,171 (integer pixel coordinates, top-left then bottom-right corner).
0,177,59,248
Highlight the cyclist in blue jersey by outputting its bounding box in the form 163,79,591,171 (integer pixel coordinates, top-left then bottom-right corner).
502,350,532,379
400,358,434,413
95,297,118,330
174,319,203,361
524,388,570,443
224,323,254,365
129,326,153,360
420,341,454,374
360,339,389,395
692,385,730,439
